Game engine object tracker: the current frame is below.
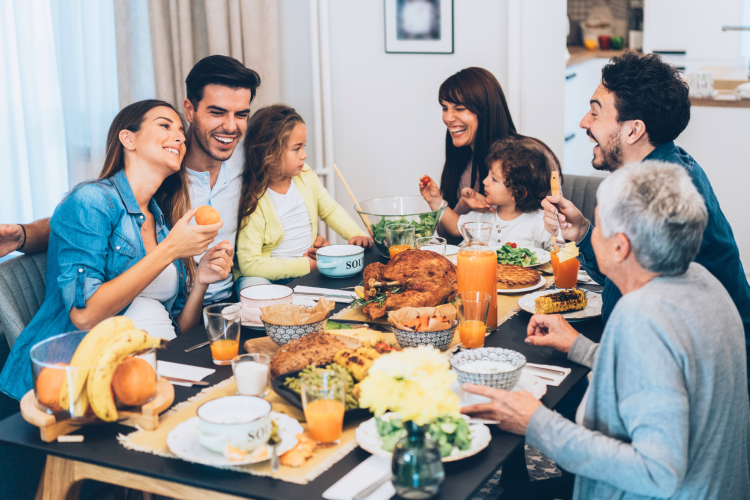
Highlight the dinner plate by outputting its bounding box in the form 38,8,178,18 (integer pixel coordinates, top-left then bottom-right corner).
577,270,592,284
517,289,602,321
355,413,491,462
166,412,303,468
271,369,372,421
524,248,551,267
497,276,547,295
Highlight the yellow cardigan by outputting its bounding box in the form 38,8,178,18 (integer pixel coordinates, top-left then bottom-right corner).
233,165,367,281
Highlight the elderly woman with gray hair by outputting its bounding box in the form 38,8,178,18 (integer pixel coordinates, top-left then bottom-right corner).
461,161,750,500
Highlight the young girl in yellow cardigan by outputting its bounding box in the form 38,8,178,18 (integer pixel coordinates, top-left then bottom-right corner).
233,104,372,293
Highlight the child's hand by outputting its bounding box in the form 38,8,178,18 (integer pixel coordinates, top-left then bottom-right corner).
459,188,493,213
419,175,443,210
306,254,318,272
313,235,330,248
349,235,373,249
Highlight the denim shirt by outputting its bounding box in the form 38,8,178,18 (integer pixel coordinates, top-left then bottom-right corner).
577,141,750,389
0,170,188,400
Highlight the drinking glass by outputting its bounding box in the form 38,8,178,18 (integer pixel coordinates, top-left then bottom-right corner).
416,236,447,255
456,291,491,348
301,370,346,446
204,303,242,366
385,223,415,259
232,353,270,397
551,254,580,289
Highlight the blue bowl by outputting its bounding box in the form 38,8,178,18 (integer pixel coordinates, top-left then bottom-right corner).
315,245,364,278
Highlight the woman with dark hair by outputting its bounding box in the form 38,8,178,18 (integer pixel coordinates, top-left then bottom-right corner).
0,100,233,401
421,67,562,242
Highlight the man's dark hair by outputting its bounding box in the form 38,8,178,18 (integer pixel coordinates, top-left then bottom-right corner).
601,52,690,146
185,55,261,107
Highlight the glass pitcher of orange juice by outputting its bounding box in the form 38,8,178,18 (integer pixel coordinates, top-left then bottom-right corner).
457,222,497,331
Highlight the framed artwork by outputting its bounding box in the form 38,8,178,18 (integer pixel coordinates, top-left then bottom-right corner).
384,0,454,54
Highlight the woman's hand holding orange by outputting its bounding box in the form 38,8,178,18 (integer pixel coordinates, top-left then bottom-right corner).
162,208,222,259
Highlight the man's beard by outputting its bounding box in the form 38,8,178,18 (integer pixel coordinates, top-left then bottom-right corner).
591,129,623,172
191,125,236,162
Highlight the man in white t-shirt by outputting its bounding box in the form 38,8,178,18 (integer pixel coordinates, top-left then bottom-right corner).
0,55,260,306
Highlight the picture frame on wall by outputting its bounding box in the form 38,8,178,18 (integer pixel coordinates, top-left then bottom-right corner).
384,0,454,54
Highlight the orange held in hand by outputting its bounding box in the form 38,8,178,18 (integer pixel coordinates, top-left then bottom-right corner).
195,206,221,225
36,364,68,412
111,357,157,406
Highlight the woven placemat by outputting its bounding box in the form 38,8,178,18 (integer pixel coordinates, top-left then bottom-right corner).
118,378,364,485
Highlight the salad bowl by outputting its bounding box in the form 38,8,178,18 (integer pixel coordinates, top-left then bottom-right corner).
355,196,446,259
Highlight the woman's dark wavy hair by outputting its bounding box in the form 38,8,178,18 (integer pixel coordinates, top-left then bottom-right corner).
601,52,690,146
486,137,555,213
438,67,518,209
237,104,304,231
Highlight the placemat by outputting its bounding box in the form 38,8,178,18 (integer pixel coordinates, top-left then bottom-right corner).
118,377,364,485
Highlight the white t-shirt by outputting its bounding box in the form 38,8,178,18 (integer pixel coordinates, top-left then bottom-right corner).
123,263,179,340
457,210,551,251
267,181,313,259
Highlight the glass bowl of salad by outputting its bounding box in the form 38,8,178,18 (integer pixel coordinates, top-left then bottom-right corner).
355,196,446,259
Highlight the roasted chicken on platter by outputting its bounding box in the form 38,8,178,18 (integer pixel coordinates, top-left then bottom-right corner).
361,249,458,320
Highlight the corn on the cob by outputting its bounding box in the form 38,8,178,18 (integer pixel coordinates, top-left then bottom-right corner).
334,349,372,381
534,289,587,314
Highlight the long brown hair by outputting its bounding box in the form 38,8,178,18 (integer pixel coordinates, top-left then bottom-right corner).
438,67,518,208
99,99,195,285
237,104,305,231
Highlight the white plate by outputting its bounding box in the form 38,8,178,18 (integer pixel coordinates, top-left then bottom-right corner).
445,244,460,256
166,412,303,467
496,247,551,267
355,413,491,462
577,271,592,284
497,276,547,295
450,369,547,404
517,289,602,320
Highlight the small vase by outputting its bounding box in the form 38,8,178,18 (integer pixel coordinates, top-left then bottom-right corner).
391,420,444,499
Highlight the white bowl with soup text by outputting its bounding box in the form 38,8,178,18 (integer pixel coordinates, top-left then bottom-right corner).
196,395,272,454
315,245,365,278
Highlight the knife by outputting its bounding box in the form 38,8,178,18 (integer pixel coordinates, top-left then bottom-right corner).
352,474,391,500
184,341,210,353
294,291,355,299
162,376,210,386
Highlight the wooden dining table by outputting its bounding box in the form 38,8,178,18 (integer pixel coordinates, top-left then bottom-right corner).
0,247,603,500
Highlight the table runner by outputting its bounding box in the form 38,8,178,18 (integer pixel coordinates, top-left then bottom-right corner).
118,378,364,485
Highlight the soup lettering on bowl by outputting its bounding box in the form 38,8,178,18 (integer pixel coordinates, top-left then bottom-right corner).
197,395,272,454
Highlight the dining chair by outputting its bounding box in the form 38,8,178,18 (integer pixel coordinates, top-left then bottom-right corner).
0,252,47,350
561,174,605,225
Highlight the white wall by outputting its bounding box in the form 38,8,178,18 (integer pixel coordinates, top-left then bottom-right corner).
675,106,750,272
326,0,511,224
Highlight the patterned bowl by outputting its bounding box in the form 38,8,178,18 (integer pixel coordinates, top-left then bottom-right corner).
392,320,458,351
262,318,327,346
450,348,526,390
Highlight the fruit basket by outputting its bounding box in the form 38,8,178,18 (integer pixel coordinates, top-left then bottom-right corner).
21,319,174,442
355,195,446,259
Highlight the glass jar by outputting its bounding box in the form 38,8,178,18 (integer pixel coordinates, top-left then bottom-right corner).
391,421,444,499
458,222,497,330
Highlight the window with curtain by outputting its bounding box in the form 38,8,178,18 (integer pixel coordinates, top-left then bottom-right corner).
0,0,120,224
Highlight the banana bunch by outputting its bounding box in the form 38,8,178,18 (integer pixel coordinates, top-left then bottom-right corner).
59,316,135,416
57,316,168,422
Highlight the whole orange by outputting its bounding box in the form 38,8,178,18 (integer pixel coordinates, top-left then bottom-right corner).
36,363,68,412
195,206,221,225
111,357,157,407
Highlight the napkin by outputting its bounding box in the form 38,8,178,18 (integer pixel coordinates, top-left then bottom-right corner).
524,363,571,387
322,455,394,500
260,298,335,326
157,361,216,387
293,286,356,303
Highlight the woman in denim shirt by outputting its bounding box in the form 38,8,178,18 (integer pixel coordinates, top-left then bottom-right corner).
0,100,233,401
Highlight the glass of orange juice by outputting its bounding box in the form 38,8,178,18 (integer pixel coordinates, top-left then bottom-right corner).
301,370,346,446
385,222,415,258
204,303,242,366
456,291,491,348
553,254,580,289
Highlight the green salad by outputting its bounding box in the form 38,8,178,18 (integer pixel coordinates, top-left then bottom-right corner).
496,244,538,267
376,415,472,458
370,213,440,243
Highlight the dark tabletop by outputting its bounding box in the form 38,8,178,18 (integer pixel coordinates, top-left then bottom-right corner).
0,246,603,500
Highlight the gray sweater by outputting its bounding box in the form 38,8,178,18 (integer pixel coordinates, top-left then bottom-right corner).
526,263,750,499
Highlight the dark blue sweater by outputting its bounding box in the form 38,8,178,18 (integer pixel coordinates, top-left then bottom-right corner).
577,141,750,387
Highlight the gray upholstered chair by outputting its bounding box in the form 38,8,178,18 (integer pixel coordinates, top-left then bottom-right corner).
0,252,47,349
561,174,606,224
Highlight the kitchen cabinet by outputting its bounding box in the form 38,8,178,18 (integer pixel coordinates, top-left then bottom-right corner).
644,0,744,71
563,59,607,176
